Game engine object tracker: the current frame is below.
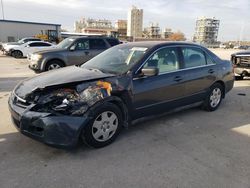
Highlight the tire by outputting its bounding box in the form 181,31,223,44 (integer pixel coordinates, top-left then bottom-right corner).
81,103,123,148
11,50,23,58
203,83,223,111
45,60,64,71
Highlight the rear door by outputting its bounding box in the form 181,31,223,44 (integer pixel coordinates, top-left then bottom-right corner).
180,46,217,100
132,46,186,118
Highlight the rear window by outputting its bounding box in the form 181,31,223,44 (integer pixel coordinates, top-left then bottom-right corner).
106,38,120,47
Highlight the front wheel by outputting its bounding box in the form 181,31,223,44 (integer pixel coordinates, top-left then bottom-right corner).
203,83,223,111
81,103,123,148
11,50,23,58
45,60,64,71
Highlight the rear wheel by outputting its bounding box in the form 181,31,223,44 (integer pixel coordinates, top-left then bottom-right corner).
45,60,64,71
11,50,23,58
203,83,223,111
81,103,123,148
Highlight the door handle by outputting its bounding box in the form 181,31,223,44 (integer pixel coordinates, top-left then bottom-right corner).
208,69,214,74
174,76,183,82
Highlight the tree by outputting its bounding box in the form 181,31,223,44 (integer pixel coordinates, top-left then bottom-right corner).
168,31,186,41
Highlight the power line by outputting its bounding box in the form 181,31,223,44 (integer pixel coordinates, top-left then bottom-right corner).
1,0,4,20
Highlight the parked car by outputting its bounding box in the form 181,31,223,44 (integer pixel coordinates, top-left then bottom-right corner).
9,42,234,148
28,36,120,72
2,37,42,54
9,41,56,58
231,50,250,80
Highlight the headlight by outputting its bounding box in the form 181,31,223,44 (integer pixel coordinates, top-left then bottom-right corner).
33,81,112,116
31,54,43,61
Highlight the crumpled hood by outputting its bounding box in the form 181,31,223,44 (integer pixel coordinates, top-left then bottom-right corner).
14,66,115,99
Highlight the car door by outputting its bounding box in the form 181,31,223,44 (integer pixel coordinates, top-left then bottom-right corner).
180,46,217,101
67,39,91,66
132,46,187,118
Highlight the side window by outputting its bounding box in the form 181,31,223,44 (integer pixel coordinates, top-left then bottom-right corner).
206,54,215,65
143,47,179,73
90,39,107,49
106,38,119,46
182,47,207,68
74,39,89,50
29,42,40,47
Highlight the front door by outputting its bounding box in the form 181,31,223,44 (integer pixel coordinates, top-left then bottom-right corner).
132,47,186,118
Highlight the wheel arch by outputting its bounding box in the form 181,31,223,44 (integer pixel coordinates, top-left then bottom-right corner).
42,58,66,71
212,80,225,98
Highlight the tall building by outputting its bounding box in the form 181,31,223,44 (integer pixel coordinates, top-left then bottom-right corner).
193,17,220,45
127,6,143,38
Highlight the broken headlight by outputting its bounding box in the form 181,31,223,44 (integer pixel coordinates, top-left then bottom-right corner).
34,81,112,116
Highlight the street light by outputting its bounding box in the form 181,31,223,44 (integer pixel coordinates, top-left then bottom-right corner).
1,0,4,20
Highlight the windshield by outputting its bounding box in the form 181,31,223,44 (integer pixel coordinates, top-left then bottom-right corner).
81,45,148,74
57,38,75,49
17,39,25,44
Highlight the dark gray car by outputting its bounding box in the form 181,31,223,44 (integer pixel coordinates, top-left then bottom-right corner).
28,36,120,72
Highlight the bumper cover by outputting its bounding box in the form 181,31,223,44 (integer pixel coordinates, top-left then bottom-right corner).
9,98,90,148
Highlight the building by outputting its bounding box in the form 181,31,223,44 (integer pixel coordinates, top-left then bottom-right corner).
127,6,143,38
0,19,61,42
74,18,115,36
193,17,220,45
143,23,161,38
162,28,173,39
115,20,127,37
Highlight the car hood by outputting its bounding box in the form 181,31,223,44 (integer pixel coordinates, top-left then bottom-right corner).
34,48,67,55
14,66,115,99
232,50,250,56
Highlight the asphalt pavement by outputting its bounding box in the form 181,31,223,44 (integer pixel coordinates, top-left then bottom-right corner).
0,53,250,188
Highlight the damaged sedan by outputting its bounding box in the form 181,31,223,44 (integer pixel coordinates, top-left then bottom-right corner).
9,42,234,148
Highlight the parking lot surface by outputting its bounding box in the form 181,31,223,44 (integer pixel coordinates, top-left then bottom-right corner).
0,51,250,188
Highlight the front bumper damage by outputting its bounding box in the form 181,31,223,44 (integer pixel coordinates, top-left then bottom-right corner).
8,92,91,148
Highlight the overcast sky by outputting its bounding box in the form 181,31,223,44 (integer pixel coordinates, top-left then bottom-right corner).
1,0,250,41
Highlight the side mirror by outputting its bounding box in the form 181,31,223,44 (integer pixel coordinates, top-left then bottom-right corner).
141,67,159,77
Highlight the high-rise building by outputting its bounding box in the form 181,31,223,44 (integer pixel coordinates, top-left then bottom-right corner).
193,17,220,45
127,6,143,38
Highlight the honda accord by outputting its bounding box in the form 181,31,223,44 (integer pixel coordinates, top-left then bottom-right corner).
9,42,234,148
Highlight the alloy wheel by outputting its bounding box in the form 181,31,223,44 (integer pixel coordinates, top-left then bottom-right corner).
92,111,118,142
209,88,222,108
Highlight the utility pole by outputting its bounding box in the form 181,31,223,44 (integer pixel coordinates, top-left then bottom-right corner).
1,0,4,20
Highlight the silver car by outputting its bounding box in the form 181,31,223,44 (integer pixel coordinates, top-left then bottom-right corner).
28,36,120,72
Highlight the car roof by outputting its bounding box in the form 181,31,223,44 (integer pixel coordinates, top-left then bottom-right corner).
118,41,203,50
68,36,119,40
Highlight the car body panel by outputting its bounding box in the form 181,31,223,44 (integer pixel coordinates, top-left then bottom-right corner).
9,41,234,148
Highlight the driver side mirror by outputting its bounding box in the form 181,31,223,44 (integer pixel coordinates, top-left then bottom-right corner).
140,67,159,77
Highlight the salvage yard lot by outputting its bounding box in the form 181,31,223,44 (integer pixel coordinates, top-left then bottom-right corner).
0,49,250,188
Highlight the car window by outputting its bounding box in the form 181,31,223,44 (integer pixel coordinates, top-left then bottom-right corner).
143,47,180,73
90,39,107,49
29,42,51,47
106,38,119,46
206,54,216,65
74,39,90,50
182,47,207,68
